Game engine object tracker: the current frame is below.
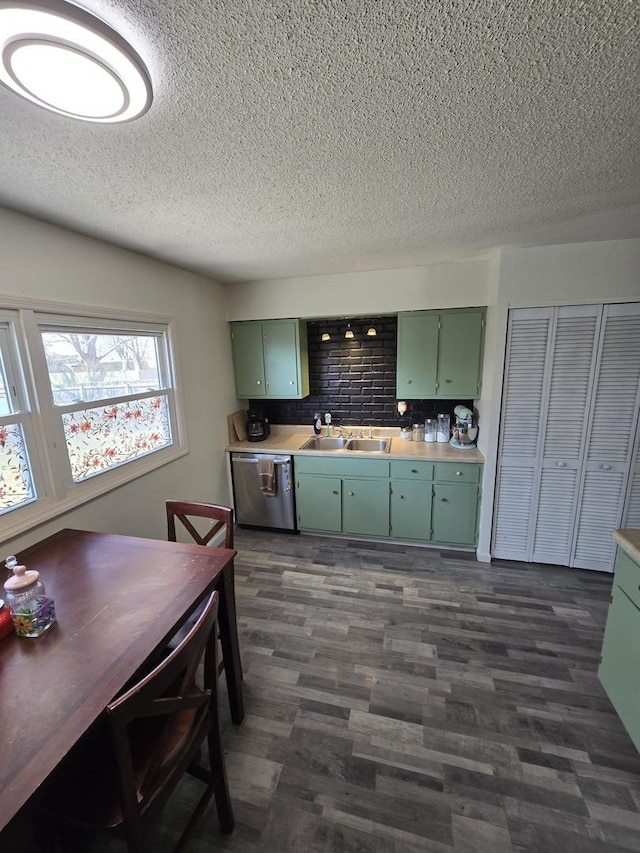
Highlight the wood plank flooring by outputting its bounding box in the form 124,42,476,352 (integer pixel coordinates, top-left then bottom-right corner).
10,529,639,852
156,529,640,853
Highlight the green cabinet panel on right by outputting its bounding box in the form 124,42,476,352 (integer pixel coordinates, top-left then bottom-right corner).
431,483,479,546
396,308,485,399
598,547,640,752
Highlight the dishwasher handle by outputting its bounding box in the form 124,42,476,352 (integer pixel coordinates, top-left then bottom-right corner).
231,454,292,465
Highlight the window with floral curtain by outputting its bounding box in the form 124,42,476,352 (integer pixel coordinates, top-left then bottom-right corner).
39,325,175,483
0,321,37,513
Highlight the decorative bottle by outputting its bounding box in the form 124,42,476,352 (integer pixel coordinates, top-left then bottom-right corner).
3,556,56,638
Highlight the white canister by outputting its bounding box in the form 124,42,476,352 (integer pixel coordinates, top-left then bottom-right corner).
437,413,450,443
424,418,436,442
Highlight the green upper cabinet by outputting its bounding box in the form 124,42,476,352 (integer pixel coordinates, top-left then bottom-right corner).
396,308,486,399
396,312,439,397
230,319,309,399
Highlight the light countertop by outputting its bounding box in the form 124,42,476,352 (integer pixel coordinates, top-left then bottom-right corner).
614,529,640,564
225,426,485,464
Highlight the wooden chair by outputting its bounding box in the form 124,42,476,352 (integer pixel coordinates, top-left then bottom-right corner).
40,591,234,853
165,500,239,678
166,500,234,550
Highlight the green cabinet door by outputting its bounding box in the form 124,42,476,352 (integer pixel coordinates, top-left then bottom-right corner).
396,312,439,398
437,309,485,398
230,322,266,397
230,319,309,400
598,587,640,751
432,483,478,545
342,478,390,537
263,320,303,398
296,474,342,532
390,479,433,541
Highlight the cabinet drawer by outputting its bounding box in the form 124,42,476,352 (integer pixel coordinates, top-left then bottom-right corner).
295,456,389,478
390,461,433,480
614,548,640,610
434,463,482,483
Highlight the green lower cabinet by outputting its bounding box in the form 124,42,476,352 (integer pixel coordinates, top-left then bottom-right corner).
390,479,433,541
598,548,640,752
296,474,342,532
294,457,481,548
431,483,479,546
342,478,390,537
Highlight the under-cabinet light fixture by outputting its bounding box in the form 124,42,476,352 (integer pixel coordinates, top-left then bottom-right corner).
366,325,377,336
321,332,331,341
0,0,152,122
344,323,354,339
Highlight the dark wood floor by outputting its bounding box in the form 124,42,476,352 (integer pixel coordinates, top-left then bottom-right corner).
154,528,640,853
12,528,639,852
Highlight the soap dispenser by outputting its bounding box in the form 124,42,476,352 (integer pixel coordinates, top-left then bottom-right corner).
313,413,322,435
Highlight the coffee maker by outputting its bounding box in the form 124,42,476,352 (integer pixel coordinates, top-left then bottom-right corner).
450,405,478,449
246,409,270,442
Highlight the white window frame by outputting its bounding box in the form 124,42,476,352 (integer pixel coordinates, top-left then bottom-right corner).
0,297,187,545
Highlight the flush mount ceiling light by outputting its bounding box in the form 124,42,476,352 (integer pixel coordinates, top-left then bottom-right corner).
0,0,152,122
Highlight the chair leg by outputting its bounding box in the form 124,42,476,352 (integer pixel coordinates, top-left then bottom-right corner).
206,729,234,834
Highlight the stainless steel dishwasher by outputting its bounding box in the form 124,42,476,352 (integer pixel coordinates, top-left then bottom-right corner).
231,452,296,530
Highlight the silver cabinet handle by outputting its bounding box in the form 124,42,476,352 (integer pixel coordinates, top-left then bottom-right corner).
411,468,418,473
406,379,412,384
441,497,448,502
456,471,462,476
332,490,339,495
399,494,405,499
289,380,294,385
256,380,262,385
601,464,611,470
557,461,566,467
348,491,354,496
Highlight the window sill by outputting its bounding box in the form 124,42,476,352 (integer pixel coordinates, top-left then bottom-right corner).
1,444,188,548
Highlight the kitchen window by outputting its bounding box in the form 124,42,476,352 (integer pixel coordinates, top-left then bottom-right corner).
0,317,39,514
0,303,186,542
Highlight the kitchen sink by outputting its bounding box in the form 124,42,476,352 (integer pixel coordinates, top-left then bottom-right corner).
344,438,390,453
300,436,349,450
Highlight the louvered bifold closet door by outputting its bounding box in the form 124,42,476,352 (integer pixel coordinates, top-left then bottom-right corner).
573,303,640,571
492,308,551,560
531,306,601,565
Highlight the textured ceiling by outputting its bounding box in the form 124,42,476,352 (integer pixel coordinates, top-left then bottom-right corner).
0,0,639,283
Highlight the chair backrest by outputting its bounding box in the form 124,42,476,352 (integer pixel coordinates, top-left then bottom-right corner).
106,591,220,833
166,500,234,549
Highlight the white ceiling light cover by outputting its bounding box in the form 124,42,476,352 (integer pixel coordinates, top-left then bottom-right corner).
0,0,152,122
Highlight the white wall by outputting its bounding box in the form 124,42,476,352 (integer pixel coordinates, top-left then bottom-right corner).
1,208,237,555
224,257,495,320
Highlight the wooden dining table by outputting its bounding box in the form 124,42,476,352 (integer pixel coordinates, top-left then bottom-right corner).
0,527,244,832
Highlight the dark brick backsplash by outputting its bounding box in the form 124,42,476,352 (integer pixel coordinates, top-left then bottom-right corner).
249,316,472,428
